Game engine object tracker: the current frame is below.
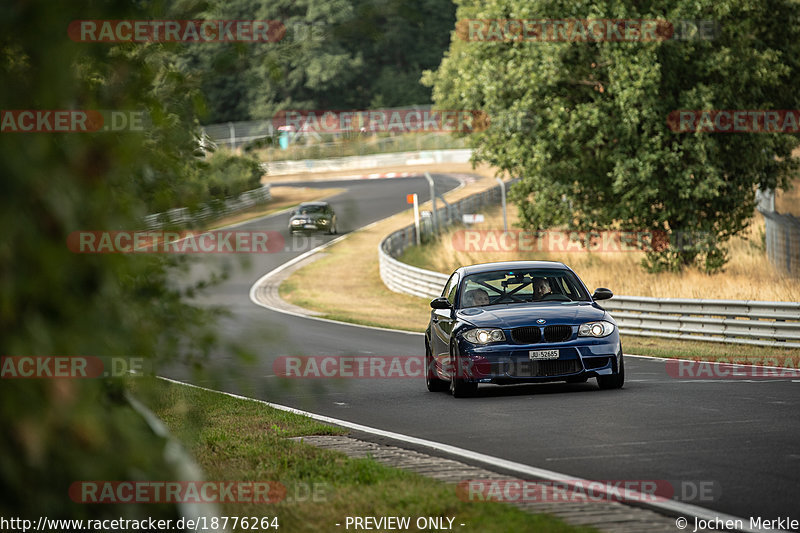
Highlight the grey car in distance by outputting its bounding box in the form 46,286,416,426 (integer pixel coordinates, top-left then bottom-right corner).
288,201,337,234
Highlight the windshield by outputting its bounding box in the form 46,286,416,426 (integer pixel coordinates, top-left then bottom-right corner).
297,205,325,214
459,268,591,307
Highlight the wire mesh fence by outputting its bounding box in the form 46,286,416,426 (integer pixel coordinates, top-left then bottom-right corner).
762,210,800,276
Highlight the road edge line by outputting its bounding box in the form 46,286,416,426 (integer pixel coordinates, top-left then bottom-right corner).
156,376,765,533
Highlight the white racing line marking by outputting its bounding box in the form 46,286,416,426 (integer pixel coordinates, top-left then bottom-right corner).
248,173,468,335
247,219,420,336
672,379,798,384
158,375,764,533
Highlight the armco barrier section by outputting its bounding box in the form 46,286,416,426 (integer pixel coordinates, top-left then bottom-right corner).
603,297,800,348
379,180,509,299
144,185,271,229
379,203,800,348
379,234,449,299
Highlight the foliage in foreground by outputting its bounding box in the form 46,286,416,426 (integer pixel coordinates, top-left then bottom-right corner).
0,0,236,519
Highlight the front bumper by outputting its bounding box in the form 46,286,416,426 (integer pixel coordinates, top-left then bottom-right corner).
289,219,330,232
454,336,622,384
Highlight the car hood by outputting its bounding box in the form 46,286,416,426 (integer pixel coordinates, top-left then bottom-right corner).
456,302,608,328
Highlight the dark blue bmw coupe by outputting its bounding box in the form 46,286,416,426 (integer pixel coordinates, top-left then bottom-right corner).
425,261,624,397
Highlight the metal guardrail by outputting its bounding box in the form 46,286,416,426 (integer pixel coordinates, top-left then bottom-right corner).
379,236,449,299
603,297,800,348
201,106,461,151
379,180,511,299
378,188,800,348
143,185,271,229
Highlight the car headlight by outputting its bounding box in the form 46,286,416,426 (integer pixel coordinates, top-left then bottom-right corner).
463,328,505,344
578,321,615,337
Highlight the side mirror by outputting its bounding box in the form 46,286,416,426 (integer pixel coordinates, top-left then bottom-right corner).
430,297,452,310
592,288,613,301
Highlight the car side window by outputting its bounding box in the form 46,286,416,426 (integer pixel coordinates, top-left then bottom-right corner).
447,278,459,305
442,273,459,305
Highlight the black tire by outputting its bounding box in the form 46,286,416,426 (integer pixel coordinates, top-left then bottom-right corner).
597,353,625,390
425,343,448,392
449,342,477,398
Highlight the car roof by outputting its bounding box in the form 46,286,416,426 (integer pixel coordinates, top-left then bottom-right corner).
456,260,569,276
298,201,329,207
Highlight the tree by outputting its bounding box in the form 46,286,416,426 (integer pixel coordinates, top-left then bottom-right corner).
181,0,457,123
424,0,800,272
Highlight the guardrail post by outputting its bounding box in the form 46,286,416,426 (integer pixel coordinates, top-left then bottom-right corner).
495,177,508,232
424,172,438,234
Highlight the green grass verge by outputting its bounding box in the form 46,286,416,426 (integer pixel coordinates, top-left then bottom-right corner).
130,377,597,533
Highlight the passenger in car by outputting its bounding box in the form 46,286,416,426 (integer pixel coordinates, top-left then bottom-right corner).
463,288,490,307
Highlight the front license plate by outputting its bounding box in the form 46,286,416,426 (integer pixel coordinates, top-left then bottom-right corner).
304,224,317,229
529,349,559,360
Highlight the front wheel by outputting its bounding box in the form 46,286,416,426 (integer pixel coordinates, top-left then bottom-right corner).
597,353,625,390
449,342,477,398
425,343,448,392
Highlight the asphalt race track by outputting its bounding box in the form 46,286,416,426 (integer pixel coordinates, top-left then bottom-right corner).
162,174,800,524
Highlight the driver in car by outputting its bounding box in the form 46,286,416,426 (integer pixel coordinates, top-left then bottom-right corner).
533,278,552,299
463,288,490,307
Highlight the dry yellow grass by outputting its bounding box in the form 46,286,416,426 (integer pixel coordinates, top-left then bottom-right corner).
280,228,432,332
775,146,800,215
403,204,800,302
